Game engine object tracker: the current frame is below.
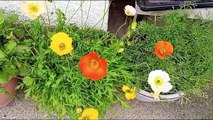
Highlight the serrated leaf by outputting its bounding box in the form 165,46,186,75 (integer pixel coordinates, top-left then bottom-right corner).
0,72,9,84
23,76,34,86
7,13,18,24
14,27,26,37
18,63,30,76
0,50,6,59
15,45,31,57
4,40,17,52
2,62,19,76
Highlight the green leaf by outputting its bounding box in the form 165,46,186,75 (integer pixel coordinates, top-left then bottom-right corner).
0,50,6,59
0,11,4,25
0,88,4,93
13,27,26,37
7,13,18,24
4,40,17,52
126,30,132,38
0,72,9,84
19,64,30,77
25,89,31,98
6,32,16,39
131,20,137,30
23,76,34,86
15,45,31,57
2,62,19,76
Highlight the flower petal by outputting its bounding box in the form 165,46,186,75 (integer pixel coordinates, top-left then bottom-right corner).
79,108,99,120
79,55,91,71
98,58,107,70
154,41,174,59
89,67,106,80
122,85,130,92
20,1,46,19
148,70,171,93
148,70,170,85
79,52,107,81
79,52,99,71
160,82,173,93
165,42,174,55
124,5,136,16
148,70,162,85
87,52,99,59
125,92,136,100
50,32,73,56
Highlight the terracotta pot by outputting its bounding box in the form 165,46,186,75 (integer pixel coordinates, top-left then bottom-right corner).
0,77,20,108
136,89,184,102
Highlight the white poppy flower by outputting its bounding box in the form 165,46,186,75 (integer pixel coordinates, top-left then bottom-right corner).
124,5,136,16
148,70,173,100
20,1,47,19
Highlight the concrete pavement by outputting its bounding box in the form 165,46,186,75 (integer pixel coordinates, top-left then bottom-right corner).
0,88,212,119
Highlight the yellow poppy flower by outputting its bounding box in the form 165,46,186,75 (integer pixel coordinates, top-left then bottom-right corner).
122,85,136,100
49,32,73,56
20,1,46,19
78,108,99,120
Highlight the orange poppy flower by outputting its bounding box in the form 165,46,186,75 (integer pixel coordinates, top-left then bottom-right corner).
79,52,107,81
154,41,174,59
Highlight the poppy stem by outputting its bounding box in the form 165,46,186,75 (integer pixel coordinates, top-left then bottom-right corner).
115,16,128,36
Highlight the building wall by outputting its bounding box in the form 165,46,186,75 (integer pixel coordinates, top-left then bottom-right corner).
0,1,109,30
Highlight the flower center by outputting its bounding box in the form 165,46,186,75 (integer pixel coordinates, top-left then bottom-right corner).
59,43,66,51
126,9,131,14
28,3,39,13
154,77,164,87
90,59,99,68
125,89,132,94
159,48,166,54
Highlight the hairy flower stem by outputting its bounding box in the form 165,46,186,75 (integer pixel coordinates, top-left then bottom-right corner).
115,16,128,35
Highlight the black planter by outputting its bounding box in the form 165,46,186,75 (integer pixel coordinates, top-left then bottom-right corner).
137,0,213,11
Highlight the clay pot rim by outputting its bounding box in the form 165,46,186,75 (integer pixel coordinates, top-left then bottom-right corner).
0,77,21,87
0,77,20,108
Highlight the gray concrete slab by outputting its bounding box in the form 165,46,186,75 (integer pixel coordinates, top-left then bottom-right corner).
0,88,213,119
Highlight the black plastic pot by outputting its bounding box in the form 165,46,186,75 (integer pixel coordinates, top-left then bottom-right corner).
137,0,213,11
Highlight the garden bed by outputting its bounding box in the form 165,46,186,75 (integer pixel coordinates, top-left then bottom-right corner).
0,1,213,119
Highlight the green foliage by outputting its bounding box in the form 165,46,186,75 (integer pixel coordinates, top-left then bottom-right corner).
126,12,213,95
0,11,31,85
21,11,141,119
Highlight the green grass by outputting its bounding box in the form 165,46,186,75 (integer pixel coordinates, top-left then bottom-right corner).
125,12,213,95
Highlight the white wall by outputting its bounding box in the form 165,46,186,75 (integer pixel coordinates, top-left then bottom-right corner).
0,1,109,30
